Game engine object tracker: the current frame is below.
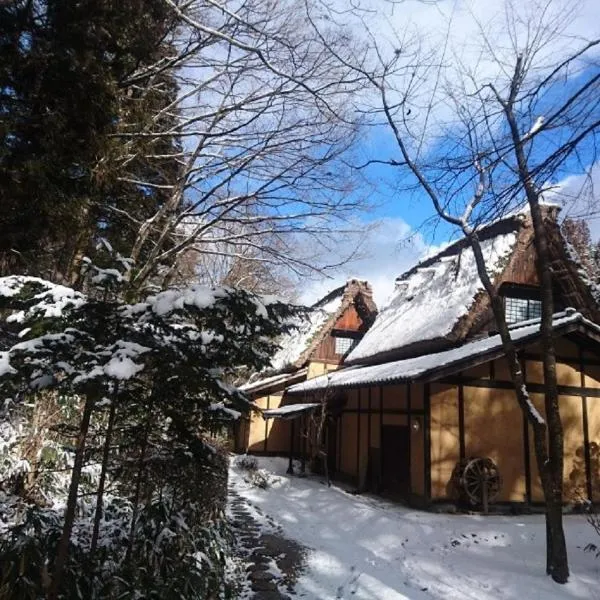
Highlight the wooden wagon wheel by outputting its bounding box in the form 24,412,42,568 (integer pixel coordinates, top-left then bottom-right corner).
460,457,501,511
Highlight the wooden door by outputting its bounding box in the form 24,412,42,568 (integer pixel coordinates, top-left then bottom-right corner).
381,425,410,495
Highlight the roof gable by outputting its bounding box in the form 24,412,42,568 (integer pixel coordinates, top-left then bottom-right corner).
268,279,377,373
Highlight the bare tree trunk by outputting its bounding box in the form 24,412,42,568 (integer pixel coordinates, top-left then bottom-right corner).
498,61,569,580
528,201,569,582
90,398,117,556
469,229,567,581
125,401,154,564
48,395,95,600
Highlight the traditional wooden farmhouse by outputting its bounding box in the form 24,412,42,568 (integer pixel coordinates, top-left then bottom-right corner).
278,206,600,509
235,279,377,454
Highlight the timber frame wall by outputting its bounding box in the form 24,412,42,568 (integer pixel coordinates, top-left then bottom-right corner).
332,336,600,507
333,382,427,504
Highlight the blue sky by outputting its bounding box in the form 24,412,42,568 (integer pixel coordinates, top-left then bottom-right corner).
299,0,600,307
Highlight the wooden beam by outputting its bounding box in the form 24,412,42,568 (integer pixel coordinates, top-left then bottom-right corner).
580,349,593,502
340,408,425,415
356,389,361,484
407,382,412,494
424,383,431,503
287,419,295,475
522,359,532,504
379,385,384,492
264,394,270,453
301,413,306,474
338,414,342,473
440,375,600,398
367,387,372,470
458,382,465,461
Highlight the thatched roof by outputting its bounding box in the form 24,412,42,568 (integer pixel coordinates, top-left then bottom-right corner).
346,206,600,367
346,216,523,365
243,279,377,394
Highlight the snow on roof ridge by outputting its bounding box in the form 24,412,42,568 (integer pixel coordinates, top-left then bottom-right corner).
348,229,519,364
394,214,523,285
507,308,581,331
311,278,373,310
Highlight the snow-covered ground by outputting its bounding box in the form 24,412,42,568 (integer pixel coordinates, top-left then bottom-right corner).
230,457,600,600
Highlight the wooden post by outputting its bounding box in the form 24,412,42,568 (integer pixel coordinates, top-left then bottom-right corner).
379,385,383,493
580,349,593,502
458,383,465,461
287,420,295,475
301,414,307,474
424,383,431,503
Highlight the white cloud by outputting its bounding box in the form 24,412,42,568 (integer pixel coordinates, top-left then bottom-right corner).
298,217,430,307
341,0,600,150
548,161,600,239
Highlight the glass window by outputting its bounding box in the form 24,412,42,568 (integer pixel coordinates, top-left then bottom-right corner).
334,336,355,355
505,296,542,324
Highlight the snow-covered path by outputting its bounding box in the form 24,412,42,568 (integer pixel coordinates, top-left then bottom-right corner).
230,457,600,600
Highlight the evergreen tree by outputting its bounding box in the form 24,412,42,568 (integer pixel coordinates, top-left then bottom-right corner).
0,269,296,598
0,1,180,283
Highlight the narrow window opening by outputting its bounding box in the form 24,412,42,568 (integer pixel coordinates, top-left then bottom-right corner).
505,296,542,324
334,336,356,356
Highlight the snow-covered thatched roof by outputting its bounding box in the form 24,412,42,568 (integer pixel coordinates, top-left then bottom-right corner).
288,310,598,394
346,215,522,365
241,279,377,395
269,279,376,372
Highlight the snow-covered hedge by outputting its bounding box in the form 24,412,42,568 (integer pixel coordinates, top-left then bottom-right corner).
0,274,296,598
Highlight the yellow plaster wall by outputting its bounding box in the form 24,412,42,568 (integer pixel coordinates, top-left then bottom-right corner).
527,393,545,502
557,363,581,387
307,360,339,379
246,394,268,452
245,392,292,453
463,386,527,502
587,397,600,501
584,365,600,389
525,360,544,385
561,395,586,503
430,384,460,499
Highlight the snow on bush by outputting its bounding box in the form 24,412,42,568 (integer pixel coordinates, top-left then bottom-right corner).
0,273,296,599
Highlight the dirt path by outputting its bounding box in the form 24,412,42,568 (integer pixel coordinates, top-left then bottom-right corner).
229,489,307,599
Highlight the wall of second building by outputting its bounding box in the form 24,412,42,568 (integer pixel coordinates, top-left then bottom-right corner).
241,361,340,455
429,337,600,504
240,389,291,454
